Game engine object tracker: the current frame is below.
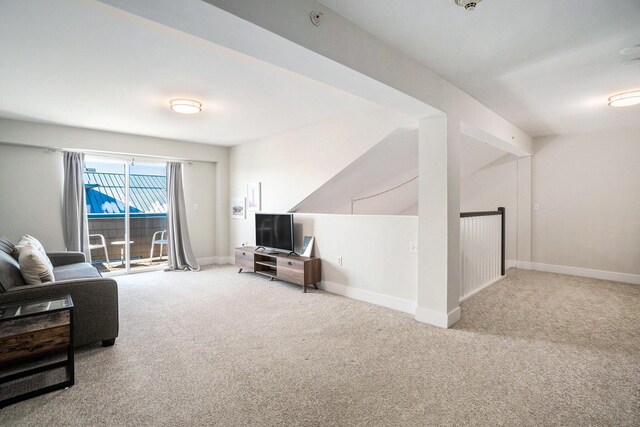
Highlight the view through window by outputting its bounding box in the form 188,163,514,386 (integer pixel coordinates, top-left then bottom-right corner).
84,158,167,274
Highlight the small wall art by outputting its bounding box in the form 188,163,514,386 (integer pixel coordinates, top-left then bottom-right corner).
231,197,246,219
247,182,261,212
301,236,315,257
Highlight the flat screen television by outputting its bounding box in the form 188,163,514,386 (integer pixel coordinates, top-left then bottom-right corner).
255,213,294,253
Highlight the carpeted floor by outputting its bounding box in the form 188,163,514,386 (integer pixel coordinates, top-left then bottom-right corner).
1,266,638,426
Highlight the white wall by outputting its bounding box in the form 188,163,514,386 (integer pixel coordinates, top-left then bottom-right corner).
229,108,416,248
0,119,229,261
295,213,418,312
532,129,640,277
460,155,518,261
183,162,217,262
230,109,419,308
0,144,65,250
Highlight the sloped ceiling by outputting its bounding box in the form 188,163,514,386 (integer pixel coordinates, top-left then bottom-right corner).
292,130,516,216
460,135,515,179
291,127,418,215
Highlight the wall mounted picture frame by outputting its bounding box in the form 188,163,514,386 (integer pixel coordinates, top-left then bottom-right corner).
231,197,246,219
247,182,261,212
301,236,315,257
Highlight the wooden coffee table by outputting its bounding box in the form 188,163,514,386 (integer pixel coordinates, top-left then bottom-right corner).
0,295,75,408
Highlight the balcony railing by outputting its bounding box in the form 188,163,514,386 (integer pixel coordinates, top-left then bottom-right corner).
88,214,167,270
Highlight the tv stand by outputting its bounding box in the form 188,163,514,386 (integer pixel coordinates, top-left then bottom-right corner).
235,247,321,293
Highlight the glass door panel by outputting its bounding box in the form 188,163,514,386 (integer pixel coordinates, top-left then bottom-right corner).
84,158,127,275
84,157,167,275
128,162,168,272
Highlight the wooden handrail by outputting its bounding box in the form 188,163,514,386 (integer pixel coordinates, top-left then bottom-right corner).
498,207,505,276
460,210,502,218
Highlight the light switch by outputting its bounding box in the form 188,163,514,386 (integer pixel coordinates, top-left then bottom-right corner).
534,203,540,211
193,203,199,210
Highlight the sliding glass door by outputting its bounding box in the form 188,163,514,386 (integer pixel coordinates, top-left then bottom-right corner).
128,162,168,272
84,156,167,275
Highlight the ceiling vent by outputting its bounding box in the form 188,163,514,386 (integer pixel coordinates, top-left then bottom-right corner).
455,0,482,11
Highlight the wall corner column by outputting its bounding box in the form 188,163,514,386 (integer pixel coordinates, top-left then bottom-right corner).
516,156,532,266
416,115,461,328
214,149,230,260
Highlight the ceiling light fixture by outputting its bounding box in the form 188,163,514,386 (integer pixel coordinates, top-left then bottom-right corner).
455,0,482,11
169,99,202,114
608,91,640,107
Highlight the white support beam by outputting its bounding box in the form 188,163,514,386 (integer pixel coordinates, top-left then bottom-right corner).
461,122,533,157
416,115,461,328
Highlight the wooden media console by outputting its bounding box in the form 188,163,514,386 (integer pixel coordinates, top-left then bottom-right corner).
235,246,321,293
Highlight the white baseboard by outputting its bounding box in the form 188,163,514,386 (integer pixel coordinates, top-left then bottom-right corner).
318,281,416,315
459,275,506,303
516,261,640,285
196,257,216,266
506,259,517,270
215,256,234,265
414,306,461,329
197,256,234,266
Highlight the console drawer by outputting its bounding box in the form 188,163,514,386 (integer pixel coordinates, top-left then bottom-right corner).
277,258,305,285
235,249,254,269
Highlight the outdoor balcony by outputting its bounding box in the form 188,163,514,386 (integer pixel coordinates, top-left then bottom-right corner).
88,215,167,273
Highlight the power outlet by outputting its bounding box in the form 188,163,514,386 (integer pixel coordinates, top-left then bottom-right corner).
337,256,343,266
193,203,199,210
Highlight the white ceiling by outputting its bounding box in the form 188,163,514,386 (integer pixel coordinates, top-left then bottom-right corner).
319,0,640,137
0,0,380,145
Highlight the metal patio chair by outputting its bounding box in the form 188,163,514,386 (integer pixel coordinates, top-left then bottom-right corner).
89,233,110,270
149,230,168,264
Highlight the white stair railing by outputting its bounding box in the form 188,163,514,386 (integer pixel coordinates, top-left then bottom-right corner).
460,207,505,301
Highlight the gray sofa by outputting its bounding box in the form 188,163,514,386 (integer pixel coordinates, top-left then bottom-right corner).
0,235,119,347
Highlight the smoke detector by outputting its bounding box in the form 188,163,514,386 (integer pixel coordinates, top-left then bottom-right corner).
455,0,482,11
310,11,324,26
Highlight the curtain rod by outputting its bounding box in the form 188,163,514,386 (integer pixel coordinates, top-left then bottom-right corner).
0,141,197,164
54,147,194,165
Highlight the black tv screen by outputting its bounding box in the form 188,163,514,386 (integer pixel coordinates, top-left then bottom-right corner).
255,213,294,252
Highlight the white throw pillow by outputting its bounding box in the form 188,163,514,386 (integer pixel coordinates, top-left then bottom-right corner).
19,242,55,286
15,235,53,270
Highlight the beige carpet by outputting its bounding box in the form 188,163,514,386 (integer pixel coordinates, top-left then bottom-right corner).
1,266,638,426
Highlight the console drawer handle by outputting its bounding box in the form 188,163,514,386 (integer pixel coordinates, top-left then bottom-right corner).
288,261,292,266
242,252,246,256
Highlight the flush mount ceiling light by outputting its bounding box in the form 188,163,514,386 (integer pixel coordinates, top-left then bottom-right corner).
455,0,482,11
169,99,202,114
608,91,640,107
